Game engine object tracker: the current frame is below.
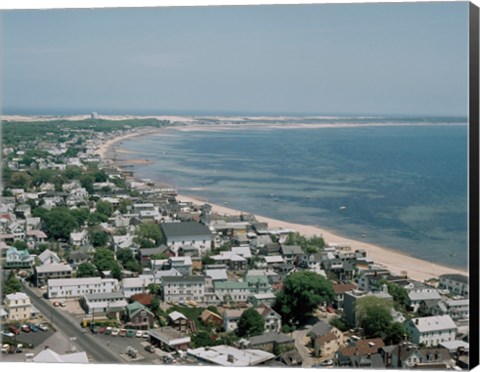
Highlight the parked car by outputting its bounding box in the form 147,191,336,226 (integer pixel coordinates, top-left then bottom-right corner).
8,326,20,335
126,329,135,338
36,323,48,332
1,331,14,338
135,330,143,338
105,327,112,335
21,325,31,333
318,359,334,367
28,324,39,332
144,345,155,353
1,344,9,354
142,331,149,339
111,328,120,336
119,329,127,337
98,327,106,334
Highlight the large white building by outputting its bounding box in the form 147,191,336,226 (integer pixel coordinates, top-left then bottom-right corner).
4,292,32,321
47,277,119,299
161,275,205,303
406,315,457,347
161,222,212,255
438,274,469,297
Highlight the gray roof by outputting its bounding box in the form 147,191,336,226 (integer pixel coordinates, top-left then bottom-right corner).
161,275,205,284
84,291,125,301
440,273,468,284
308,321,333,338
161,222,211,238
281,245,303,255
248,333,294,346
140,245,170,256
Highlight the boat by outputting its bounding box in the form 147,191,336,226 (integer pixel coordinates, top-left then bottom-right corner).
340,206,347,210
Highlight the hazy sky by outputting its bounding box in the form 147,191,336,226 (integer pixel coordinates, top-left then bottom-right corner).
2,2,470,116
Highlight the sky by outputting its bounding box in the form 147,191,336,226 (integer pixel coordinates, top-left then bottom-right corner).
1,2,470,117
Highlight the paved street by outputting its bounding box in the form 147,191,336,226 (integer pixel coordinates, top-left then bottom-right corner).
22,284,125,364
292,324,315,367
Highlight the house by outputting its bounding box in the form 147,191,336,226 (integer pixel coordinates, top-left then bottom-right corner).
26,230,48,247
67,251,90,269
47,277,118,298
168,311,189,332
32,349,89,364
139,245,174,267
4,292,32,321
308,320,345,358
80,292,127,315
5,247,33,268
332,283,357,309
35,262,73,287
188,345,275,367
168,256,193,276
200,309,223,328
408,288,441,312
388,342,456,369
223,309,245,332
245,333,295,353
161,221,212,255
335,338,385,366
322,259,355,281
250,292,277,307
121,276,152,298
280,244,303,265
256,304,282,333
210,251,247,270
263,255,284,268
406,315,457,347
130,293,154,307
161,275,205,304
438,274,469,297
214,281,251,304
245,270,272,294
70,230,89,247
124,301,155,329
148,326,191,351
38,249,61,265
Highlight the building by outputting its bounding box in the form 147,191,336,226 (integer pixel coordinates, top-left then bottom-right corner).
5,247,33,268
308,320,345,358
80,292,127,315
223,309,245,332
245,333,295,353
161,222,212,255
332,283,357,310
161,275,205,303
343,287,393,327
149,327,191,351
406,315,457,347
47,277,118,298
37,249,61,265
168,256,193,276
124,301,155,329
168,311,189,332
4,292,32,321
214,281,251,304
200,309,223,328
256,304,282,333
70,230,89,246
188,345,275,367
408,288,441,312
32,349,89,363
67,251,90,269
35,262,73,287
438,274,469,297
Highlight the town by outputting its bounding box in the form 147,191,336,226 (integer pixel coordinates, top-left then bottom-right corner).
0,118,471,368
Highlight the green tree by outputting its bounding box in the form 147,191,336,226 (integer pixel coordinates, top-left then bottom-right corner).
236,307,265,337
42,207,79,240
71,208,90,227
87,211,109,226
111,263,123,280
9,172,32,189
356,296,393,338
89,227,109,248
80,174,94,194
385,322,408,345
76,262,99,278
3,272,22,295
64,166,83,180
13,240,29,250
118,199,132,214
92,248,116,271
136,222,165,245
274,271,335,323
192,330,217,348
96,200,113,217
377,280,409,311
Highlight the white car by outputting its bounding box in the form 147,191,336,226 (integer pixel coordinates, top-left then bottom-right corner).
142,331,149,339
1,331,14,338
111,328,120,336
135,330,143,338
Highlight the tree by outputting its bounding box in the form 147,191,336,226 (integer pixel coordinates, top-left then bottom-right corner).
136,222,165,245
42,207,79,240
87,212,109,226
111,263,123,280
89,227,109,248
80,174,94,194
356,296,393,338
96,200,113,217
13,240,28,250
3,272,22,296
92,248,116,271
285,232,325,253
76,262,99,278
274,271,334,324
236,308,265,337
377,280,409,311
71,208,90,227
118,199,132,214
385,322,407,345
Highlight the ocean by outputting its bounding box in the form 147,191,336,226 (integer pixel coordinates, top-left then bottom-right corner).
114,119,468,269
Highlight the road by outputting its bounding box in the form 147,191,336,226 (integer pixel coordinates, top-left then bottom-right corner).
292,325,315,367
22,284,125,364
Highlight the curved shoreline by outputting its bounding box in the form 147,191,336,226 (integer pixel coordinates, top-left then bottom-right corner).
96,125,469,282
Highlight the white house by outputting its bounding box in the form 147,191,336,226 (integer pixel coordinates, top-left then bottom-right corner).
38,249,61,265
161,222,212,255
161,275,205,303
4,292,32,321
406,315,457,347
70,230,88,247
47,277,119,299
438,274,469,297
408,288,442,312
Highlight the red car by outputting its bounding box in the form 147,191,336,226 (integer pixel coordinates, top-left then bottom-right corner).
326,307,335,313
8,326,20,335
21,325,31,333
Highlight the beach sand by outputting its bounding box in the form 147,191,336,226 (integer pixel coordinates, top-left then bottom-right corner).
97,125,469,283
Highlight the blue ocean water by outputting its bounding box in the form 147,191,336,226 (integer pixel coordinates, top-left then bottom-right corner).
116,121,468,269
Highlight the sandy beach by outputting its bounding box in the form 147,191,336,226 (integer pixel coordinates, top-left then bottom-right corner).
97,124,469,283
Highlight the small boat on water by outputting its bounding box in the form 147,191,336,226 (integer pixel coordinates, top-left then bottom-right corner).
361,234,366,238
340,206,347,210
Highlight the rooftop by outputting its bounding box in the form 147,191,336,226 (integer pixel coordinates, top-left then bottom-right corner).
161,222,211,238
188,345,275,366
410,315,457,332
